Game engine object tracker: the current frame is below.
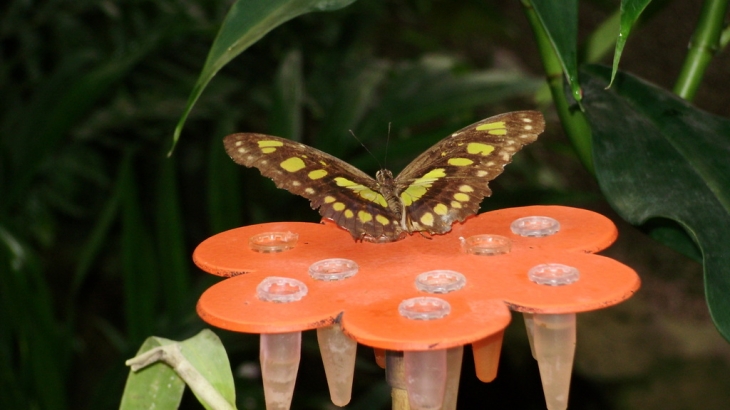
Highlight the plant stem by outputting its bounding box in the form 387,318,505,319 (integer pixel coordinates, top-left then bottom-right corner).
673,0,729,100
721,25,730,49
522,0,595,175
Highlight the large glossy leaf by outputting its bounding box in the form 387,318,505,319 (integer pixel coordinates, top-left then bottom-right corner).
171,0,358,154
580,64,730,341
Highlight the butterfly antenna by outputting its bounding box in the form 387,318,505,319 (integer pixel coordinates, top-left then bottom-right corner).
349,130,383,169
384,122,391,171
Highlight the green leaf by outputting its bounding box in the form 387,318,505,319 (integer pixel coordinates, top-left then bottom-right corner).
528,0,582,103
312,59,390,156
120,336,185,410
608,0,652,87
583,9,620,63
365,59,543,130
352,58,543,168
270,49,305,141
2,44,155,213
0,227,70,410
581,64,730,341
155,155,191,320
72,161,123,299
170,0,358,155
119,152,159,344
120,330,235,410
207,116,245,233
180,330,236,409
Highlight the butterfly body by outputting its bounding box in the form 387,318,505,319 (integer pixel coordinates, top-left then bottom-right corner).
224,111,545,242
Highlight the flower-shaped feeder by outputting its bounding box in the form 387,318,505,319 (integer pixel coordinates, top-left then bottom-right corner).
195,206,639,410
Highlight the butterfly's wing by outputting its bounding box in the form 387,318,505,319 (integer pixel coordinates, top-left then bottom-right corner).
395,111,545,234
223,134,403,240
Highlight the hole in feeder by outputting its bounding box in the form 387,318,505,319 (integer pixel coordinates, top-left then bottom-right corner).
257,277,308,302
309,258,358,281
415,270,466,293
510,216,560,237
528,263,580,286
399,297,451,320
249,231,299,253
460,234,511,255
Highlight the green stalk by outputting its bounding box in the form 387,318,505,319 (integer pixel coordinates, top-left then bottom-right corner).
673,0,729,100
721,24,730,49
522,0,595,175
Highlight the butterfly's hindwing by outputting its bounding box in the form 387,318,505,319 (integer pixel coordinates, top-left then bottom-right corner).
223,134,402,239
395,111,545,234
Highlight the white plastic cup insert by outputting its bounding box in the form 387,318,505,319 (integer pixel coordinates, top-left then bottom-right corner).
460,234,512,255
256,277,308,303
415,270,466,294
528,264,580,286
309,258,358,281
399,297,451,320
510,216,560,237
249,231,299,253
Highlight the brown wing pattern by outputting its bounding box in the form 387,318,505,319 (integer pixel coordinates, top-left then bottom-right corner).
395,111,545,234
223,133,402,240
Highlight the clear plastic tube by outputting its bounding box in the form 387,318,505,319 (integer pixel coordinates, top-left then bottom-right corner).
260,332,301,410
317,324,357,406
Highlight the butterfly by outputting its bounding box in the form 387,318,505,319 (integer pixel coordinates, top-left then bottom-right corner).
224,111,544,242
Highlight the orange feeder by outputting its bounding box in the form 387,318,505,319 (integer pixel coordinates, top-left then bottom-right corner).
195,206,640,410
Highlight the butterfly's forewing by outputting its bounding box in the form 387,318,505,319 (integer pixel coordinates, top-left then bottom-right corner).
223,134,402,239
395,111,545,234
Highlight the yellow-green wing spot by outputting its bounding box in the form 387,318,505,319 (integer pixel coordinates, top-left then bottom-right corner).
453,193,470,202
308,169,328,180
358,211,373,223
324,196,336,203
334,177,356,187
334,177,388,207
419,212,435,227
433,203,448,216
344,210,354,218
459,185,474,193
333,202,346,211
375,215,390,225
280,157,306,172
447,158,473,166
258,140,284,154
400,168,446,206
466,142,495,156
476,121,507,135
